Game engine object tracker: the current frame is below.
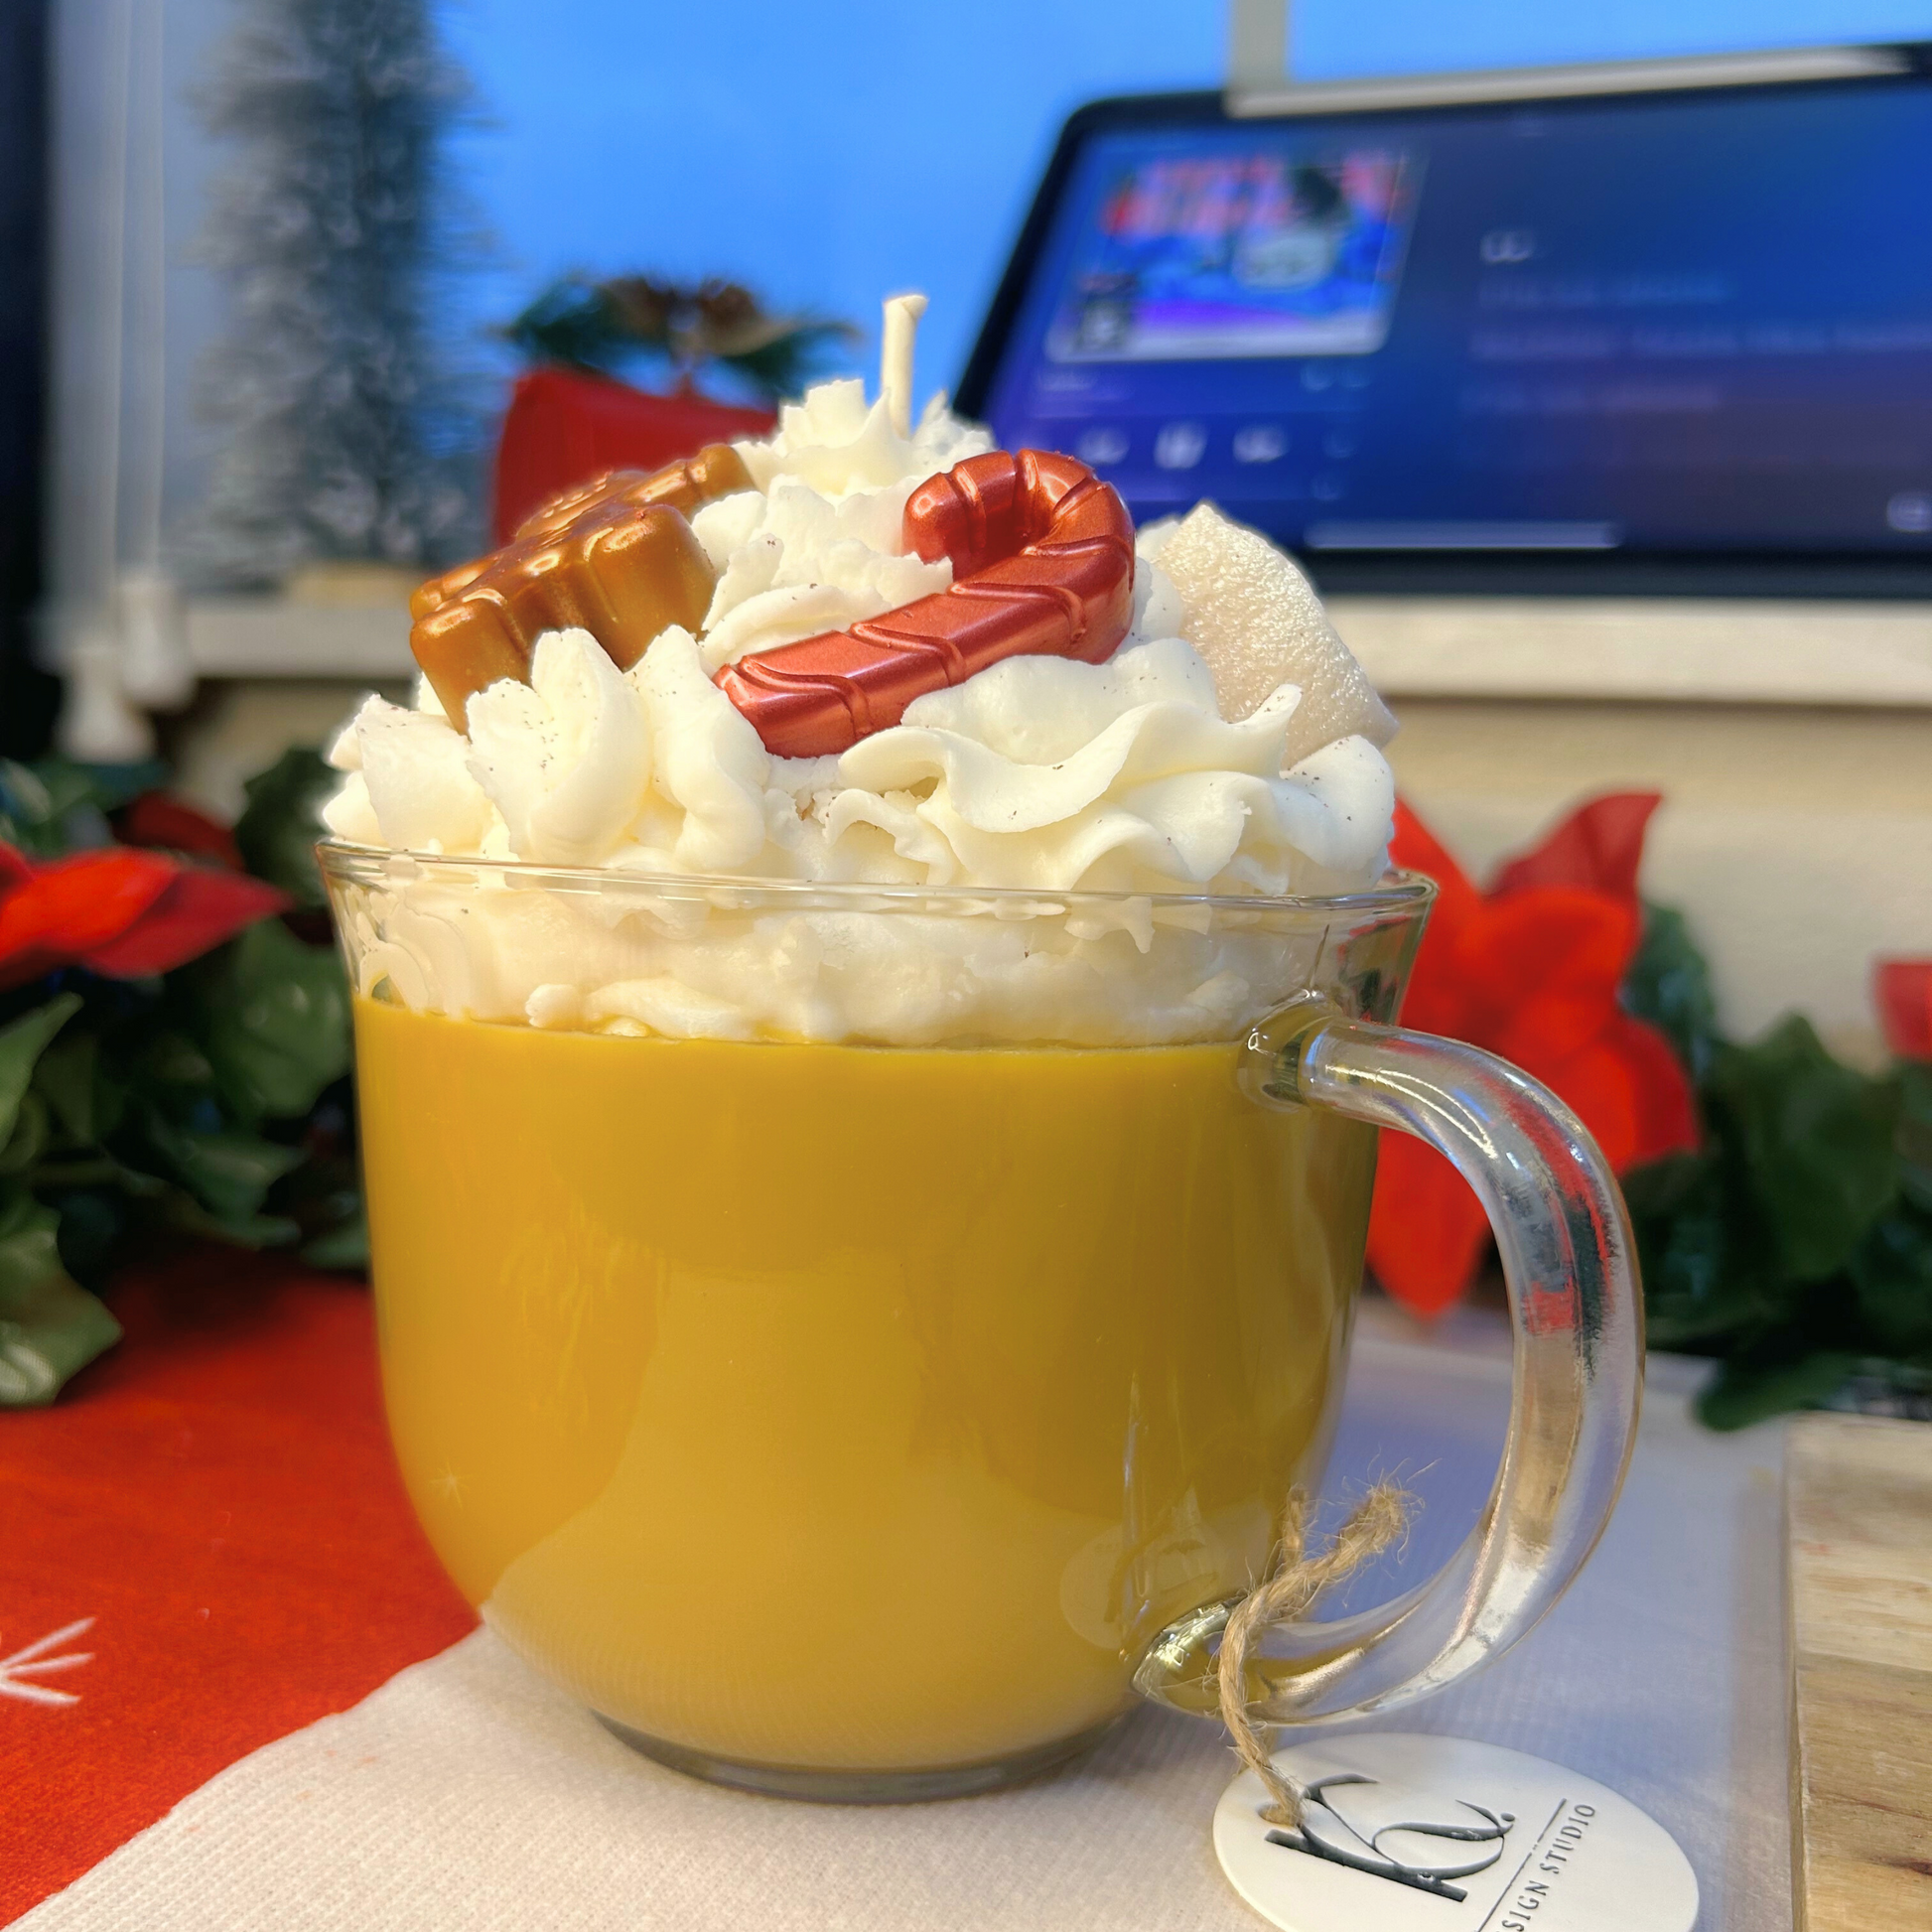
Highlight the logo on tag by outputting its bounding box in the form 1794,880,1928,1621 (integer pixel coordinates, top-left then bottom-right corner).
1268,1772,1515,1899
1215,1733,1697,1932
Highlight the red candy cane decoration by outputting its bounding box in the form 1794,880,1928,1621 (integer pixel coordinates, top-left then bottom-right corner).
714,450,1136,759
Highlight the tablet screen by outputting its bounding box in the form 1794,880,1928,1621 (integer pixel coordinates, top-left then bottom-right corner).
966,78,1932,565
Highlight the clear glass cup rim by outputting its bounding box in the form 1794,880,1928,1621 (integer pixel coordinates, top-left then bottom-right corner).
316,839,1439,921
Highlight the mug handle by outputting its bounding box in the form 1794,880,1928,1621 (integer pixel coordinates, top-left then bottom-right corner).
1133,1000,1645,1723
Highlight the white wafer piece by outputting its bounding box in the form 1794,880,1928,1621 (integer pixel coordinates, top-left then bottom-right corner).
1151,502,1397,769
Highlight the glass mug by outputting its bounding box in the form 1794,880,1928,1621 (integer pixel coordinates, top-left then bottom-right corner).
322,848,1641,1802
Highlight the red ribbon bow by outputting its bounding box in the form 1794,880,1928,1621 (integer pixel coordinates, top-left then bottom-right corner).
1367,792,1700,1316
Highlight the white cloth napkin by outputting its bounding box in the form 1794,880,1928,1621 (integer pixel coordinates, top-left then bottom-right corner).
24,1317,1787,1931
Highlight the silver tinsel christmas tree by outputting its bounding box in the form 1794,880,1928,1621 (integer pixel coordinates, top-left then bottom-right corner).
190,0,479,587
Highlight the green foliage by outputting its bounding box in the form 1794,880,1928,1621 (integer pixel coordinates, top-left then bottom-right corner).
1,750,361,1406
198,917,351,1121
0,1186,122,1406
234,746,336,908
505,274,859,400
0,997,81,1146
1897,1062,1932,1213
1624,901,1722,1081
0,995,129,1401
143,1114,304,1232
1696,1350,1863,1433
1624,911,1932,1429
300,1206,368,1272
0,759,166,859
1710,1018,1898,1282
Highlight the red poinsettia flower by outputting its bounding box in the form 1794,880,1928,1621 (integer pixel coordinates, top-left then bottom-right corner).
0,845,288,995
1874,959,1932,1063
1368,792,1700,1316
115,791,246,872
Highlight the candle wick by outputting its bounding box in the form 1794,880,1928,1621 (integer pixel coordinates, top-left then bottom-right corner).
881,292,928,440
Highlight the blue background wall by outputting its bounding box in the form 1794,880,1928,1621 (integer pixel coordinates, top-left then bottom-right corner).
443,2,1932,398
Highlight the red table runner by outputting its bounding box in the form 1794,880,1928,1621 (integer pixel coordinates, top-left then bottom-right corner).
2,1253,475,1921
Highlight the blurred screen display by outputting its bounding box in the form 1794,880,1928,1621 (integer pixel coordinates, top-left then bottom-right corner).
1047,150,1422,359
976,79,1932,556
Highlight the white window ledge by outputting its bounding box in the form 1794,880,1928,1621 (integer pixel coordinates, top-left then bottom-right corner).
1329,597,1932,709
172,593,1932,710
187,596,414,681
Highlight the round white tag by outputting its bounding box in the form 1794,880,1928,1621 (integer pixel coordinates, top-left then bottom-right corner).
1214,1732,1698,1932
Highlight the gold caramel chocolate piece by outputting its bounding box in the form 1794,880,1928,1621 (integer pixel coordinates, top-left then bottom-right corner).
408,444,752,724
408,555,487,621
411,500,715,725
515,442,753,543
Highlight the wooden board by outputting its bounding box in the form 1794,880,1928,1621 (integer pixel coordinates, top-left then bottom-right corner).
1786,1413,1932,1930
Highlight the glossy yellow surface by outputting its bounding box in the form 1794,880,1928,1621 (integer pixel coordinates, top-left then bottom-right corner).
355,999,1376,1772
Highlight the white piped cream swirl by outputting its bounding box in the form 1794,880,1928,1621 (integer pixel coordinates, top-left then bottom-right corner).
322,379,1400,1043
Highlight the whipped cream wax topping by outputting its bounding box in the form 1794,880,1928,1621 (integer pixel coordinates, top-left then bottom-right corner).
324,370,1401,1042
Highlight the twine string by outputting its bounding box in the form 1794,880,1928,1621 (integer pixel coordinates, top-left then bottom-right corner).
1215,1480,1414,1828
